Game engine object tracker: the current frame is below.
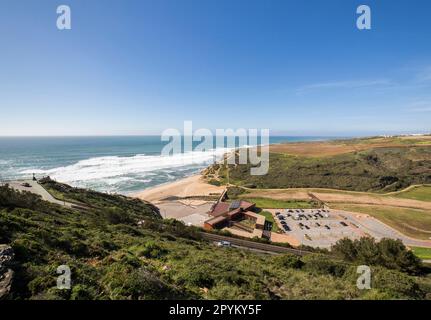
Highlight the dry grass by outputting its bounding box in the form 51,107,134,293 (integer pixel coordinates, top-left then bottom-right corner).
242,188,431,211
269,136,431,157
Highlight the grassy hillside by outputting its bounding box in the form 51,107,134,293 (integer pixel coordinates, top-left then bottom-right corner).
209,145,431,192
1,183,431,300
393,185,431,202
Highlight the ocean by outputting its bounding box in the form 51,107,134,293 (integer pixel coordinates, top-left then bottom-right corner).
0,136,337,194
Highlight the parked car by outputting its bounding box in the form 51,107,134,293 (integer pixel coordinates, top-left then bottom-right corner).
324,225,330,230
217,241,231,247
283,225,291,232
340,221,348,227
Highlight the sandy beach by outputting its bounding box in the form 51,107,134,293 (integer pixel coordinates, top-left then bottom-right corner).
134,174,225,203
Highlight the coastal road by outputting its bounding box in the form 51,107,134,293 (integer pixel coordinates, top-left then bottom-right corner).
200,232,311,256
4,180,85,209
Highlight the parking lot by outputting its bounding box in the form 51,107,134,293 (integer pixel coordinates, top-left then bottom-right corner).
265,207,431,248
269,208,369,248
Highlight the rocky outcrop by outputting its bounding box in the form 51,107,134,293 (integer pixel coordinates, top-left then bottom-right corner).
0,245,14,300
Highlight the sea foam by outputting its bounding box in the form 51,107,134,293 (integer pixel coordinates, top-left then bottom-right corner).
21,147,235,192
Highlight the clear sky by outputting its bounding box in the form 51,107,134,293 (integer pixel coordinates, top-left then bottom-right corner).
0,0,430,136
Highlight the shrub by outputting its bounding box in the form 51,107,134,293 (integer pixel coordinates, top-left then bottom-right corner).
273,254,304,269
208,179,221,186
372,267,424,299
226,186,247,198
137,241,167,259
187,269,215,288
70,284,97,300
302,254,347,277
332,237,422,274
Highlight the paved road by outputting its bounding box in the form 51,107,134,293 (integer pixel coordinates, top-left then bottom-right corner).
200,232,311,256
341,210,431,248
5,180,80,209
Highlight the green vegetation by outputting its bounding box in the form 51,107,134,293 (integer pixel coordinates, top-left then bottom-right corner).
1,182,431,300
412,247,431,260
244,197,316,209
210,146,431,192
207,179,222,186
258,211,279,232
394,186,431,202
331,204,431,240
332,238,422,274
226,186,248,198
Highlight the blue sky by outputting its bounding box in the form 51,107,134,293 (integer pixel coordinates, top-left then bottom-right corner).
0,0,431,136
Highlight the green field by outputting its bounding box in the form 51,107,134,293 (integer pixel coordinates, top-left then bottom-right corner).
411,247,431,260
394,186,431,202
332,204,431,240
244,197,315,209
258,211,279,232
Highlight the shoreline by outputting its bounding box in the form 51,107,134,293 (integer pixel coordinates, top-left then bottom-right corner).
133,173,225,203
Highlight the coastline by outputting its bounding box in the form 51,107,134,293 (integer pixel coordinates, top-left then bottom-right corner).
133,173,225,203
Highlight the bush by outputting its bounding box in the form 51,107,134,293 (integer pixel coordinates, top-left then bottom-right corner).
226,186,247,198
273,254,304,269
302,254,347,277
102,208,133,225
208,179,221,186
187,269,215,288
372,267,424,299
70,284,97,300
332,237,422,274
136,241,167,259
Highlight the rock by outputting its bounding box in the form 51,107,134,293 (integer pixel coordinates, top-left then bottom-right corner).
0,245,15,300
0,269,14,299
0,245,14,266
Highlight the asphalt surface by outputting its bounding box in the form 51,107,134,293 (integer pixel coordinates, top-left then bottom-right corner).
200,232,311,256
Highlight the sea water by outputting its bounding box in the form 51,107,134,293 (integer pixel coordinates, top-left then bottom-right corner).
0,136,336,194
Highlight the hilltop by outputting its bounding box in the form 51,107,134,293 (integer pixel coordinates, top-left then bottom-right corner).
204,136,431,192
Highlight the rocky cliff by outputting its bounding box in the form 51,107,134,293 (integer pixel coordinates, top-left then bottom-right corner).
0,245,14,299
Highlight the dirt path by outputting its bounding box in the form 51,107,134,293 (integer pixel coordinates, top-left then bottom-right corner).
244,188,431,211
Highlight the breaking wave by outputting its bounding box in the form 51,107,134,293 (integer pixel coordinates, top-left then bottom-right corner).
21,147,236,193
